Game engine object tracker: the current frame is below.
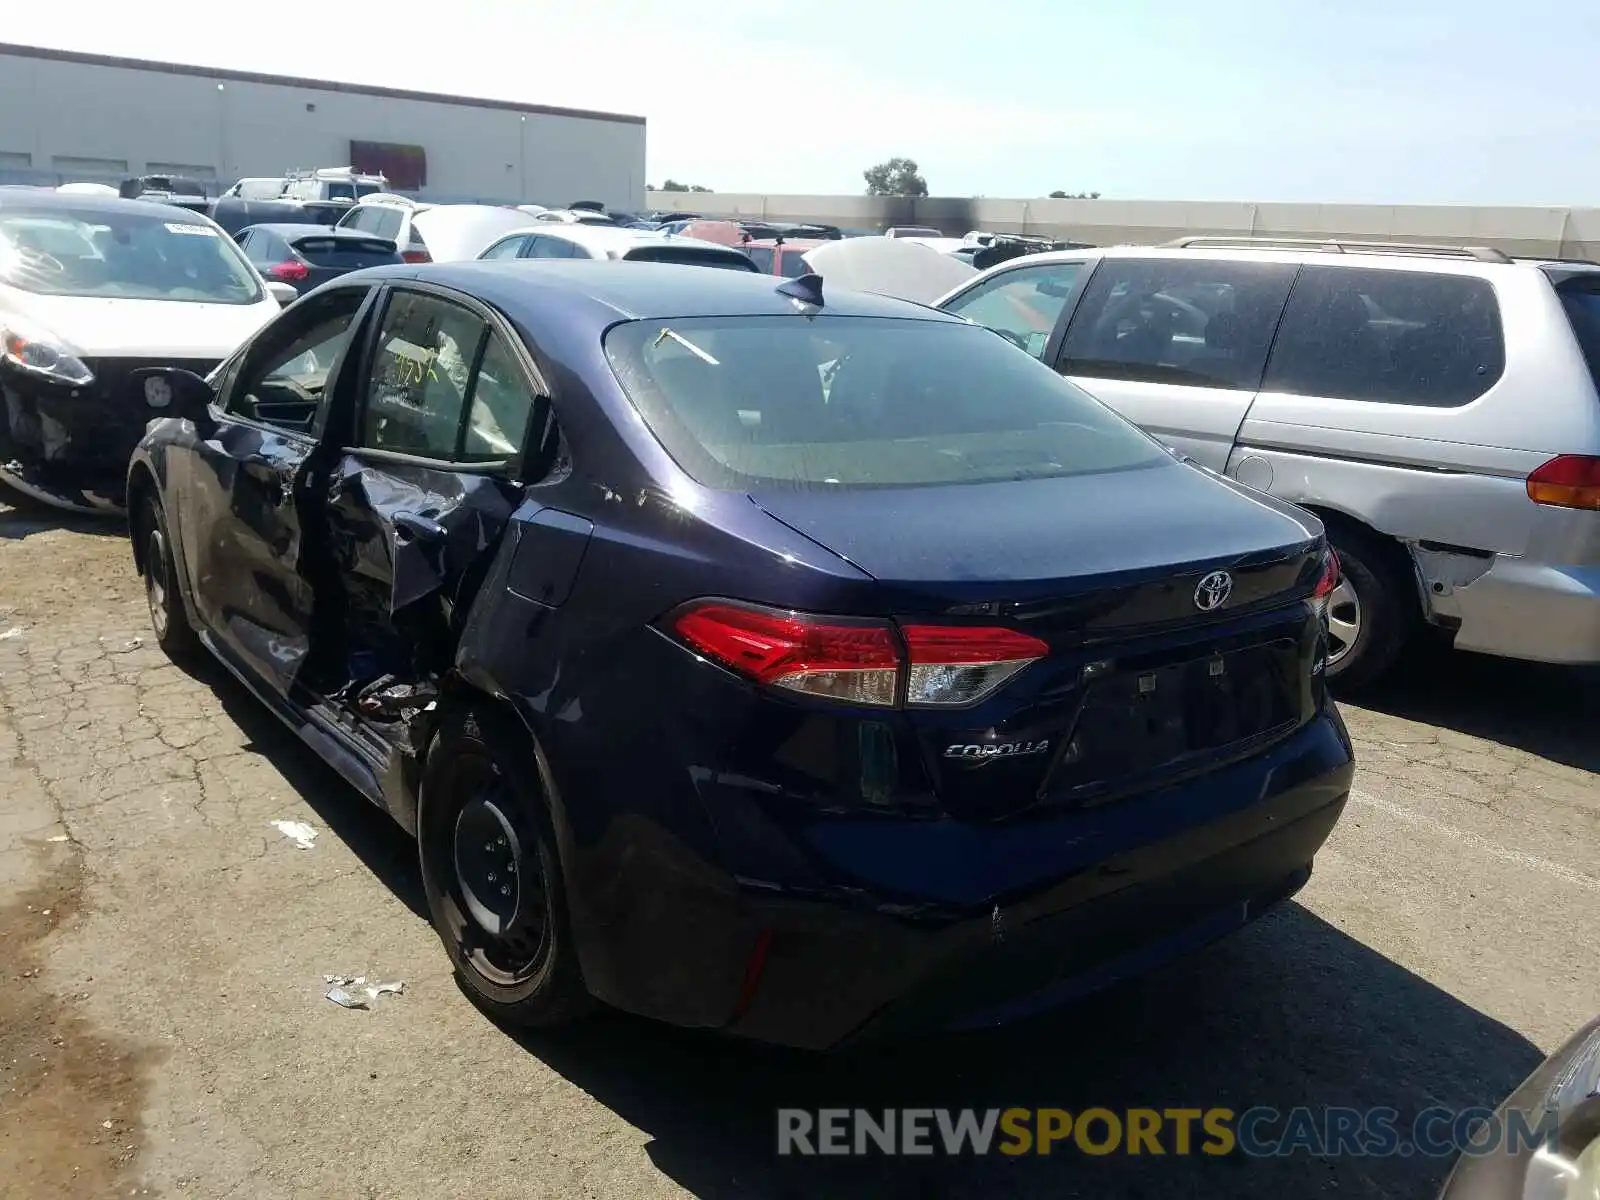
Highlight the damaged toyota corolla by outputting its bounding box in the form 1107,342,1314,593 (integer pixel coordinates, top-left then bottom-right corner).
126,260,1355,1050
0,188,287,512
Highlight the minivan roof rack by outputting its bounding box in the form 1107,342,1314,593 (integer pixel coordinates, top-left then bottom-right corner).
1160,235,1513,264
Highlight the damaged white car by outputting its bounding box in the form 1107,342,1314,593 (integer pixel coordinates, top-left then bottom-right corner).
0,188,288,513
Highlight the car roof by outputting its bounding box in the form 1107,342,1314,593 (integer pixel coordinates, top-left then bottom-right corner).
500,224,751,256
339,260,968,324
0,186,211,221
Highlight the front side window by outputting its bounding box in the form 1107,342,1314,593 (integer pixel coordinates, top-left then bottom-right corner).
363,292,488,457
1262,265,1505,407
604,315,1165,490
0,204,264,303
1057,258,1298,390
225,290,366,432
943,261,1084,358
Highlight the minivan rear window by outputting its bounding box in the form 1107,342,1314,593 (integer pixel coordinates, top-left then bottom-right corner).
604,315,1166,490
1556,281,1600,393
1262,265,1505,407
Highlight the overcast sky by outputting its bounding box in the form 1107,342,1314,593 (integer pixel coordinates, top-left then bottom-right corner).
22,0,1600,202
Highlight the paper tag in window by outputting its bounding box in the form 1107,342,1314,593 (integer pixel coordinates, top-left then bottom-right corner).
164,222,217,236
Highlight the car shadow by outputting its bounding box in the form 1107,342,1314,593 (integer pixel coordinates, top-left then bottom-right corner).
1341,640,1600,774
0,501,126,541
508,905,1544,1198
182,652,430,922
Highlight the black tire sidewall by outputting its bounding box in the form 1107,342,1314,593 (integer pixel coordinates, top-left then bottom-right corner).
418,705,586,1022
142,498,199,656
1325,530,1412,690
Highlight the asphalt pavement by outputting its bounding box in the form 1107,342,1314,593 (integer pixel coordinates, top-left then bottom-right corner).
1,501,1596,1199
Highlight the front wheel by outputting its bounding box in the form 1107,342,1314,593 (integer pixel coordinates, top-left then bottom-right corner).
418,704,591,1027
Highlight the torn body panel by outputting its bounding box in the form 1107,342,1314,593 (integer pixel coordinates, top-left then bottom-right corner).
317,456,522,812
1,357,219,513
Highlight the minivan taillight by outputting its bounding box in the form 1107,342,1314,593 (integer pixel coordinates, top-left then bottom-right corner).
669,601,1049,708
401,249,431,264
1527,455,1600,510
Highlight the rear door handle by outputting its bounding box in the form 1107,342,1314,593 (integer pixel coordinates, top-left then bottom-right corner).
393,511,447,544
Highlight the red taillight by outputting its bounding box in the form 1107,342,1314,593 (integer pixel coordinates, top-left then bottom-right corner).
1312,548,1340,600
268,260,309,282
1527,455,1600,510
668,601,1048,708
401,249,432,264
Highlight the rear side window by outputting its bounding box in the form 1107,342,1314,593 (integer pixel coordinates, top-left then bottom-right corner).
363,292,489,458
1058,258,1297,390
1555,280,1600,393
603,315,1165,490
944,261,1083,359
1263,266,1505,406
622,247,757,271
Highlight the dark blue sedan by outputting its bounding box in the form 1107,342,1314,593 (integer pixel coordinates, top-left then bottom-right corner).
125,261,1354,1049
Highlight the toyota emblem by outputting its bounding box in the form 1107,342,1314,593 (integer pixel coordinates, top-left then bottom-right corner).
1193,570,1234,611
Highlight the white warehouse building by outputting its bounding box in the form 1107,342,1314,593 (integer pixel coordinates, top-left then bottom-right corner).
0,42,647,211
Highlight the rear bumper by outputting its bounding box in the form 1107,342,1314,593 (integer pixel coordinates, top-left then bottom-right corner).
571,706,1354,1050
1449,557,1600,665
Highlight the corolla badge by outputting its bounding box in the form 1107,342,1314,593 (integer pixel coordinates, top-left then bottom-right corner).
1193,570,1234,611
943,740,1051,760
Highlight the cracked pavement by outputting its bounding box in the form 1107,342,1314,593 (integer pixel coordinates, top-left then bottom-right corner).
1,501,1597,1200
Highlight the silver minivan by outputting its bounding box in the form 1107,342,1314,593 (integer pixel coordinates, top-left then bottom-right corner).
934,238,1600,686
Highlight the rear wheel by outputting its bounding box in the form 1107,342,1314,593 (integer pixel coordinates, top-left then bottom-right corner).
418,704,590,1027
1323,525,1415,691
139,497,200,658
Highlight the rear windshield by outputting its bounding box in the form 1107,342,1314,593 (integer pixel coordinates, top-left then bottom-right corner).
293,236,400,265
0,205,263,303
622,246,756,271
1557,280,1600,392
604,315,1165,490
325,183,356,202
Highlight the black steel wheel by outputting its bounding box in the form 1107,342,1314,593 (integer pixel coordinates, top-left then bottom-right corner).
140,497,200,658
419,704,590,1025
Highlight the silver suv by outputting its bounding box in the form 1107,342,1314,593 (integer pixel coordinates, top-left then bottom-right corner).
934,237,1600,686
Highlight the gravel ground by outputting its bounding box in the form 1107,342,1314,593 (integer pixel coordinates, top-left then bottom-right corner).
1,499,1596,1200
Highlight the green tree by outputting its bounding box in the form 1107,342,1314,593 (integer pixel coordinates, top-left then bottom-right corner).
657,180,713,193
1049,190,1102,199
864,157,929,197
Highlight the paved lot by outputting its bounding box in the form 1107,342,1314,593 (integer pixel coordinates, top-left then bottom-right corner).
1,499,1597,1200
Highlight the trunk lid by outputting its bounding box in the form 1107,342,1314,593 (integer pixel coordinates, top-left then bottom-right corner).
751,463,1327,821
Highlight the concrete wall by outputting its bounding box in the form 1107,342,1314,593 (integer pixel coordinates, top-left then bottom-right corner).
0,45,647,210
647,193,1600,260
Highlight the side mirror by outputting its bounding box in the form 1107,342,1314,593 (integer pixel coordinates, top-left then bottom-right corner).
266,282,299,307
129,367,216,436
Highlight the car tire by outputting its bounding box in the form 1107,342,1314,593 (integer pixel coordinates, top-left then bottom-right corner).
1323,525,1415,691
418,703,591,1028
138,497,201,659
